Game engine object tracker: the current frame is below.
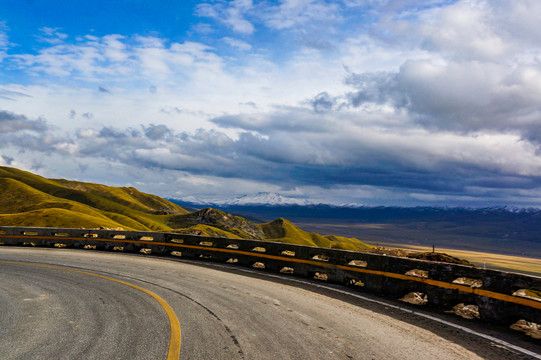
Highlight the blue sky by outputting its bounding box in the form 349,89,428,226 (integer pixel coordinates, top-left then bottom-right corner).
1,0,541,206
3,1,197,40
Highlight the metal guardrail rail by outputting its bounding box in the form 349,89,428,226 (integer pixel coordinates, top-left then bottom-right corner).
1,226,540,327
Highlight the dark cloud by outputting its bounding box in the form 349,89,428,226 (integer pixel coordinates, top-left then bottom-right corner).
76,126,143,157
0,112,69,154
344,61,541,143
30,162,43,172
0,110,48,133
98,86,110,93
1,154,14,165
212,107,333,133
143,124,172,140
160,107,183,115
239,101,257,108
345,71,404,107
82,112,94,119
97,126,141,139
309,92,339,113
50,114,539,206
2,109,539,206
73,126,239,178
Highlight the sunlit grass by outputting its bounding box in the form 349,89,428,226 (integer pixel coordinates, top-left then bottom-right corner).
259,218,373,251
0,166,373,251
399,245,541,276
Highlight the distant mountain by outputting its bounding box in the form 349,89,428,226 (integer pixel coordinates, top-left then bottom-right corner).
167,199,541,257
0,166,371,251
165,207,368,250
227,192,313,206
169,200,541,224
180,192,314,206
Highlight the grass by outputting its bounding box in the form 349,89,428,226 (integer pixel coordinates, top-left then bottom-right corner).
0,166,187,230
388,244,541,276
0,208,134,229
166,208,266,239
295,220,541,267
0,166,373,251
6,165,537,270
259,218,372,251
174,224,243,239
167,210,372,250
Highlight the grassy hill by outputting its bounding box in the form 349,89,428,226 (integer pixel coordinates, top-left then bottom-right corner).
260,218,367,250
167,208,371,250
0,166,188,231
0,166,372,250
167,207,266,239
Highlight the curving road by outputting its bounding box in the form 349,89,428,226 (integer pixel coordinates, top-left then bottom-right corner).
1,247,539,360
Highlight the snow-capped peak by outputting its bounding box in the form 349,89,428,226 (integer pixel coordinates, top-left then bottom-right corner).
227,192,313,206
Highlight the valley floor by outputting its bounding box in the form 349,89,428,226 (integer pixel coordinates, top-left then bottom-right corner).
294,221,541,276
379,243,541,276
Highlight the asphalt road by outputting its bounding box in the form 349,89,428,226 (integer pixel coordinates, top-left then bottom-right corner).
1,247,539,360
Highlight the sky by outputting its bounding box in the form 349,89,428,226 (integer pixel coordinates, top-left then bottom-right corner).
1,0,541,207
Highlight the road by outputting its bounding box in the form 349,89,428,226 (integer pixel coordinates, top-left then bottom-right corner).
0,247,539,360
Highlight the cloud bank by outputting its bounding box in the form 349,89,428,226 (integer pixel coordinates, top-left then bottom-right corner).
1,0,541,206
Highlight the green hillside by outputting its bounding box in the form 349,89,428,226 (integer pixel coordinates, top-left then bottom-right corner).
167,208,371,250
166,207,266,239
0,166,372,250
260,218,370,250
0,166,187,230
0,208,128,229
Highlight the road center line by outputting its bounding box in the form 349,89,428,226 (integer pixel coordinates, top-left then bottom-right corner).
0,260,181,360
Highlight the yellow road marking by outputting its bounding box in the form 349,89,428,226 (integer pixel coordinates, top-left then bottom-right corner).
2,233,541,310
0,260,181,360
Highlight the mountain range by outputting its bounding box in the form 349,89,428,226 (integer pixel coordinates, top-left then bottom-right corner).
2,166,540,258
0,166,370,251
170,199,541,258
178,192,366,206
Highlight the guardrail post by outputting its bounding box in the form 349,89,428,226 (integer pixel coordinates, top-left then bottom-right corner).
1,225,540,329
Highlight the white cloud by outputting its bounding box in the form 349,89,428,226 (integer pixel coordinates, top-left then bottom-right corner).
3,0,541,205
262,0,342,30
102,34,129,62
222,37,252,51
344,59,541,142
37,27,68,44
4,104,541,206
196,1,255,34
500,0,541,45
9,35,225,82
0,30,358,134
196,0,342,36
378,0,541,62
420,1,511,60
191,23,215,35
0,22,9,61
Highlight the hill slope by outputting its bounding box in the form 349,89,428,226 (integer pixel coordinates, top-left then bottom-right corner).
0,166,371,250
0,166,188,231
169,200,541,258
260,218,367,250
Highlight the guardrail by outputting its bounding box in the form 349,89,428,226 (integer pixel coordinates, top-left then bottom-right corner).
1,226,540,330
